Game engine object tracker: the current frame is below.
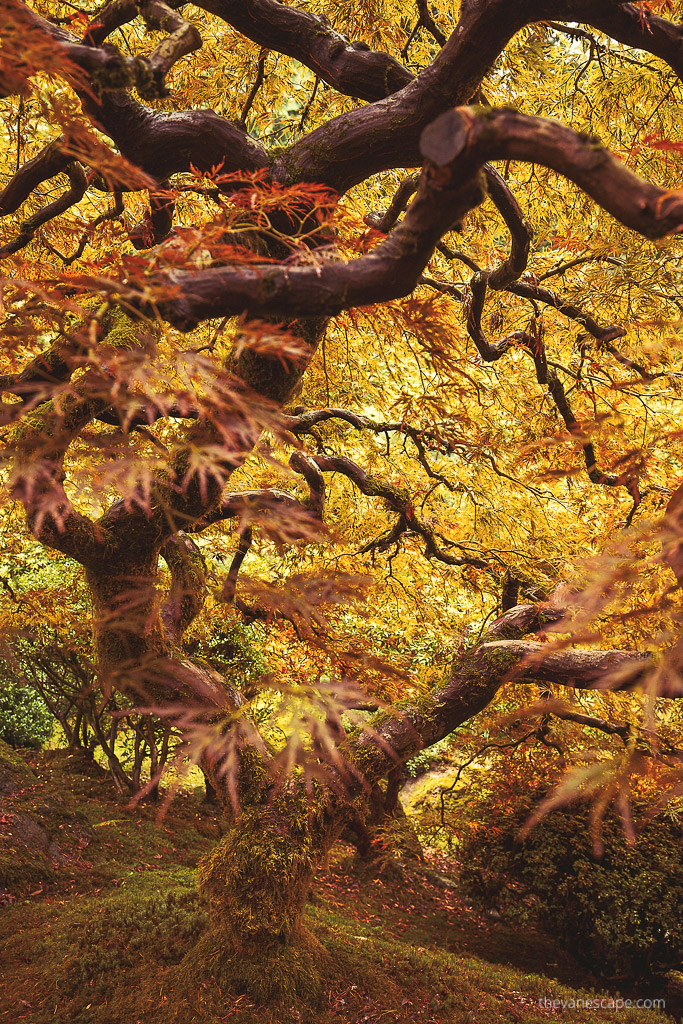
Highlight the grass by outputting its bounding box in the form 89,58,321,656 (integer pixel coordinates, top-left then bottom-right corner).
0,749,677,1024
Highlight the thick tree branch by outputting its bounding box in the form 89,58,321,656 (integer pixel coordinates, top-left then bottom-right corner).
151,167,487,330
193,0,412,102
0,338,81,406
134,1,203,99
1,5,267,196
86,93,268,184
276,0,683,192
6,376,108,565
478,602,565,643
0,139,71,217
5,0,200,100
349,629,654,787
87,0,203,98
420,106,683,240
147,107,683,331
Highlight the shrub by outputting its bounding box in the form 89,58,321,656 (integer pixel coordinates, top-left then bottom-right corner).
0,678,53,748
458,794,683,979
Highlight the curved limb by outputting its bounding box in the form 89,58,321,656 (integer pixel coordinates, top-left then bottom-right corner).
131,1,202,100
6,374,109,564
277,0,683,192
5,0,200,100
0,163,88,258
189,451,326,544
0,337,84,406
144,107,683,330
347,621,654,789
1,4,267,186
311,453,488,569
160,533,207,642
0,138,71,217
193,0,412,102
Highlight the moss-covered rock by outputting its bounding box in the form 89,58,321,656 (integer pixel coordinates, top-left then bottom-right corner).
0,738,37,795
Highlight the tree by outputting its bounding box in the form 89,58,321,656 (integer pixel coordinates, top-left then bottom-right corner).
1,0,683,1000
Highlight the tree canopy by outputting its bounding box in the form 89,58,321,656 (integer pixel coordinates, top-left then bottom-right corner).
1,0,683,997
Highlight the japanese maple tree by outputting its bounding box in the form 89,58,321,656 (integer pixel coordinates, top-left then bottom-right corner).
1,0,683,998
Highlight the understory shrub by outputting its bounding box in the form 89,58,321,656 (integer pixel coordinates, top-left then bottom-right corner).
458,793,683,979
0,678,53,748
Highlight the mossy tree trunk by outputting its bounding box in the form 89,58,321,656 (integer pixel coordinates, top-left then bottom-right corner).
345,768,424,871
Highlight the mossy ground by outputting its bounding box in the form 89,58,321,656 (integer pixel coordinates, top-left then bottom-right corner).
0,752,677,1024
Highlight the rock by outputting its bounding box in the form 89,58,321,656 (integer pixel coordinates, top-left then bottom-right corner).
0,739,36,796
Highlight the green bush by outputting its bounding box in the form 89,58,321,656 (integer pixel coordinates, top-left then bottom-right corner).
458,794,683,979
0,677,53,748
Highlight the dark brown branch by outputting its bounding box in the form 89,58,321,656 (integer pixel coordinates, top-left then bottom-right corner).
190,487,312,529
289,450,325,519
311,453,488,569
462,282,637,496
86,93,269,184
0,339,81,405
402,1,448,61
490,640,654,693
150,159,487,330
283,406,457,456
507,280,653,377
189,452,325,547
240,48,268,127
147,107,683,330
349,634,654,787
365,174,419,234
135,1,202,99
8,0,201,100
0,8,267,187
86,0,204,98
7,375,108,566
546,370,644,514
420,106,683,240
416,0,448,47
129,184,176,248
663,480,683,588
224,526,253,604
95,399,199,428
0,139,71,217
0,163,88,258
286,404,505,498
549,706,631,740
160,533,207,641
84,0,139,46
479,602,565,643
193,0,412,102
275,0,683,193
509,280,626,344
482,164,532,289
